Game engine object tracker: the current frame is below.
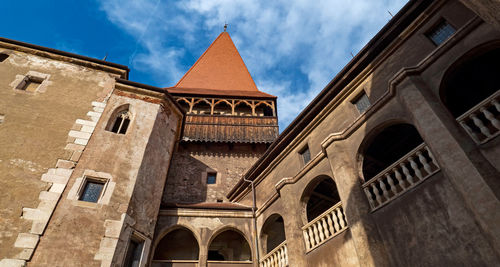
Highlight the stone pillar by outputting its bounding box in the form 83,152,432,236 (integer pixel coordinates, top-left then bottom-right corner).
199,240,208,267
459,0,500,31
324,142,392,267
279,185,308,267
398,75,500,255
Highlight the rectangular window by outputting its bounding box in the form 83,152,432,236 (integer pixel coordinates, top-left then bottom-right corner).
427,20,456,46
0,53,8,62
79,180,105,203
124,237,144,267
16,76,43,92
207,172,217,184
353,92,371,114
300,146,311,165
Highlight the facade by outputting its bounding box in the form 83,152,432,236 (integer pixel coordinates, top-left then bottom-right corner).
0,0,499,266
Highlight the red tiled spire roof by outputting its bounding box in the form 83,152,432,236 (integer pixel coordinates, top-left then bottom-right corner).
168,32,275,98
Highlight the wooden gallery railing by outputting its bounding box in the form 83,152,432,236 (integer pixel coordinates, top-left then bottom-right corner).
302,202,348,252
457,90,500,144
362,143,440,210
259,241,288,267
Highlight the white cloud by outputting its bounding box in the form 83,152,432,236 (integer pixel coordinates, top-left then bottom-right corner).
97,0,408,129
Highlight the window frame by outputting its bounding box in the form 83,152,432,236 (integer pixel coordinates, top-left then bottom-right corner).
352,91,371,114
77,176,109,204
123,231,147,267
425,18,457,46
207,172,217,185
299,145,311,166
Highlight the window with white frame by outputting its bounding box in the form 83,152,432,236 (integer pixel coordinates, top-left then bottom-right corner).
78,177,107,203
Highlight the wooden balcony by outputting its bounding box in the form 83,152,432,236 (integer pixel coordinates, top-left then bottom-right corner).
183,115,278,143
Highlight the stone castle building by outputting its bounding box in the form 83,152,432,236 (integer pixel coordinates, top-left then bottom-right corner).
1,0,500,266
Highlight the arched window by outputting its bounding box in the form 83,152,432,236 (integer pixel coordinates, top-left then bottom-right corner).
152,228,199,262
107,106,132,135
303,176,341,222
255,102,274,117
192,99,212,115
207,229,252,262
234,101,253,116
360,123,439,209
213,100,233,115
440,46,500,143
260,214,286,255
362,124,423,181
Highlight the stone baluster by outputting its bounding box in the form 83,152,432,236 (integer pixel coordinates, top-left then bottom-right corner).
331,208,340,231
470,113,492,137
273,254,277,266
379,179,390,200
276,249,281,266
317,220,325,242
371,183,382,205
400,162,414,185
417,151,432,174
460,121,481,143
303,229,311,250
321,217,329,237
337,208,346,228
385,173,397,194
312,224,320,245
409,156,423,180
308,227,315,248
364,187,376,208
393,167,406,190
284,245,288,265
493,99,500,112
326,211,335,235
481,107,500,130
426,146,437,167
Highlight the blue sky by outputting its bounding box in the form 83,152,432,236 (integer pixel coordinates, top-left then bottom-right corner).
1,0,408,130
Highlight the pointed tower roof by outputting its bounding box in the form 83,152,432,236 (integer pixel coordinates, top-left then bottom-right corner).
167,32,275,98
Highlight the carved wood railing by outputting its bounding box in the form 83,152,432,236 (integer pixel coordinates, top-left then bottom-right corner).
362,143,440,210
302,202,347,252
259,241,288,267
457,90,500,144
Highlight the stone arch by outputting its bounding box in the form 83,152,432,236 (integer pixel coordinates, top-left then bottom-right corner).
207,227,252,262
259,213,286,256
359,122,424,182
300,175,341,223
439,41,500,143
152,225,200,261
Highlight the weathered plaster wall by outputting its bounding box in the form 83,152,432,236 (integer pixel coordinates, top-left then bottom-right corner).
164,143,266,203
0,48,116,261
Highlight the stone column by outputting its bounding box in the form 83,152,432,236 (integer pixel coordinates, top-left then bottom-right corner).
324,142,392,267
398,75,500,255
459,0,500,31
279,185,308,267
198,241,208,267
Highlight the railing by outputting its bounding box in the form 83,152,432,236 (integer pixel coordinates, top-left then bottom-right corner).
457,90,500,144
362,143,440,210
151,259,198,267
302,202,348,252
260,241,288,267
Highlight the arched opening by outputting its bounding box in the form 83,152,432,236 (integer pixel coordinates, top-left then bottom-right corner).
177,99,191,114
362,123,423,181
213,100,233,115
441,45,500,143
152,228,199,262
255,103,274,117
260,214,286,255
106,104,132,135
304,176,341,222
207,229,252,262
192,99,212,115
234,101,253,116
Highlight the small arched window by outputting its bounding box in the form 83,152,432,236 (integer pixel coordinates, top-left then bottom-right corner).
110,110,131,134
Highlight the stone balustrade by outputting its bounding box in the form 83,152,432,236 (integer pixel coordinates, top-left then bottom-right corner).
260,241,288,267
362,143,440,210
457,90,500,144
302,202,347,252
